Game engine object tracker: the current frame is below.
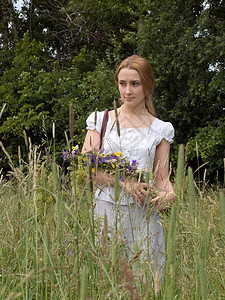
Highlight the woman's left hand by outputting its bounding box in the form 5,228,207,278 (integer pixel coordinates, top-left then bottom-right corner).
147,186,175,210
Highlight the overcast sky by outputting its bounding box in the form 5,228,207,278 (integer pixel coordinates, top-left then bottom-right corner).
13,0,27,11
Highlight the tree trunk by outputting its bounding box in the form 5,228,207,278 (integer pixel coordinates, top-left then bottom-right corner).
8,0,18,40
1,1,9,50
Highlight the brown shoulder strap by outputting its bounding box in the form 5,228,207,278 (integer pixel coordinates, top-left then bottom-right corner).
99,109,109,150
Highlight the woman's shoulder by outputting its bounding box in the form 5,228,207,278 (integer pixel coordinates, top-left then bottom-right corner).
86,110,105,133
87,110,106,118
152,117,175,143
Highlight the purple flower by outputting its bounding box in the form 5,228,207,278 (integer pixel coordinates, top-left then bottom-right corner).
103,157,109,163
87,153,92,159
131,160,137,166
66,249,74,255
98,157,103,164
119,175,124,182
92,156,97,164
62,151,69,162
128,166,134,172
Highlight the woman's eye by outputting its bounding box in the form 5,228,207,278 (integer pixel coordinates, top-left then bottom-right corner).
119,81,140,86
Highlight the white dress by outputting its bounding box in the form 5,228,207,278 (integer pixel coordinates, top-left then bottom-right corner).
86,110,174,279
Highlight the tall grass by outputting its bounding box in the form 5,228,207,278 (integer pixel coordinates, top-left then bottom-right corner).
0,142,224,299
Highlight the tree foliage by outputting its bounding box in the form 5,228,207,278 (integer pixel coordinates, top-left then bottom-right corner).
0,0,224,181
135,0,225,179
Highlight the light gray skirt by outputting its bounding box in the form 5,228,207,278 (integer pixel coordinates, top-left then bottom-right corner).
94,200,165,281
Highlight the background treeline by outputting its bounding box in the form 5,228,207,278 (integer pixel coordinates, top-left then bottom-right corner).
0,0,225,181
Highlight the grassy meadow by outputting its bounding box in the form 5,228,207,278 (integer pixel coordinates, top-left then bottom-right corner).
0,142,224,300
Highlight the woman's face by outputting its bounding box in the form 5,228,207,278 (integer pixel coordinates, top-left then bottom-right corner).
117,68,145,108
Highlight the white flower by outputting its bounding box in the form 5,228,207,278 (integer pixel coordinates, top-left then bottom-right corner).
72,145,79,150
136,168,143,174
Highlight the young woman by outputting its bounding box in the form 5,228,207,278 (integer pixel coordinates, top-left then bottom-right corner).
82,55,175,281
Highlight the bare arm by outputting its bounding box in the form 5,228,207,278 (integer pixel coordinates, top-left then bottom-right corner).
150,138,176,210
82,129,101,153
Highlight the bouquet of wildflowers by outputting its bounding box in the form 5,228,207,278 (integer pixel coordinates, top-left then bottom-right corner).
63,145,144,182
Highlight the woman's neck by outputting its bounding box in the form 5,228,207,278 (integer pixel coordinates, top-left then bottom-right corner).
120,104,148,116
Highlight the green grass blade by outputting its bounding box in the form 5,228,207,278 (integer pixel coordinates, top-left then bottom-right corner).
220,191,225,234
188,166,196,216
80,265,88,300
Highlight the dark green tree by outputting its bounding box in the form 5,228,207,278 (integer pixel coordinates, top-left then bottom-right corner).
0,0,224,181
136,0,225,179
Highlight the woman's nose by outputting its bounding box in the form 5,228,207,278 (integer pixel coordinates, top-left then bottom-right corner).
125,84,132,94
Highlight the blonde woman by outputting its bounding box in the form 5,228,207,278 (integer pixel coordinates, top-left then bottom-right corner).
82,55,175,282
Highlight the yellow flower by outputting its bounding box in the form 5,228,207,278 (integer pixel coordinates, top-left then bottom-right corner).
92,168,96,173
83,157,86,162
114,151,123,156
112,164,115,168
72,145,79,150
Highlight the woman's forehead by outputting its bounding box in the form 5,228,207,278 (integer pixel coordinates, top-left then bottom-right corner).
118,68,141,80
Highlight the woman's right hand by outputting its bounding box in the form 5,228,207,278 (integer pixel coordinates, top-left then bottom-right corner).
120,180,149,205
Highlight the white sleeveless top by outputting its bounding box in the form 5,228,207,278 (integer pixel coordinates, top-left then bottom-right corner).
86,111,174,205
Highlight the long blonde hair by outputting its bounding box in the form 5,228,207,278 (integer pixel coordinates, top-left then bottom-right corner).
115,55,156,116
